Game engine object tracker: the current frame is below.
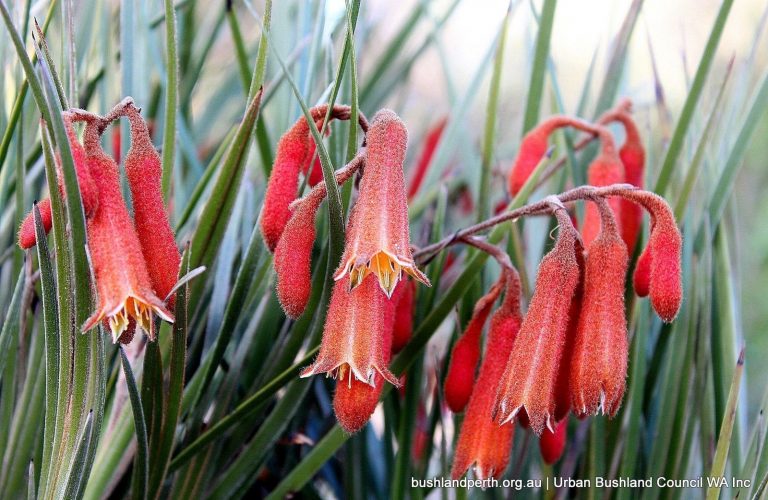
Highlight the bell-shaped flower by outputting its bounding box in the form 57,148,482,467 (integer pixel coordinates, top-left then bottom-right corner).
80,122,173,341
333,109,430,297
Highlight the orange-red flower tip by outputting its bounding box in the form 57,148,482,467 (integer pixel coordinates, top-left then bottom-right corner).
333,374,385,434
494,208,581,435
300,276,399,387
570,199,628,417
83,294,173,343
18,199,52,249
333,109,430,297
539,419,567,465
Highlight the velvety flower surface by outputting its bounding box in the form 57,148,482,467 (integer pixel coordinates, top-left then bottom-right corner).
333,109,430,297
301,274,398,387
80,123,173,341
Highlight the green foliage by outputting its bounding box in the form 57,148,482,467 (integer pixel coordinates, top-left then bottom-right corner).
0,0,766,498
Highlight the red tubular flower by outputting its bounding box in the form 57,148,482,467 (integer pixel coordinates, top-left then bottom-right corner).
332,283,395,433
80,122,173,341
580,130,624,246
274,157,363,318
539,419,567,465
18,115,99,249
18,199,52,249
125,106,181,306
391,278,415,353
452,268,522,479
570,198,628,417
621,191,682,322
553,236,584,422
407,116,447,200
614,111,645,251
444,277,504,413
261,105,348,252
633,244,652,297
301,274,398,386
334,109,430,297
495,206,581,435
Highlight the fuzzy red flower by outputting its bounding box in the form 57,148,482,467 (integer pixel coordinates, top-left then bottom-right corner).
444,277,504,413
301,274,398,386
125,105,181,306
391,278,415,353
622,191,683,322
570,198,628,416
80,122,173,341
334,109,430,297
452,268,522,479
407,116,447,200
580,131,624,246
614,112,645,251
495,206,581,434
18,115,98,248
261,105,348,252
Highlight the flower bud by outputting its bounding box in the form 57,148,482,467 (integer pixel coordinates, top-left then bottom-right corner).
444,278,504,413
408,117,447,200
391,278,415,353
580,134,624,246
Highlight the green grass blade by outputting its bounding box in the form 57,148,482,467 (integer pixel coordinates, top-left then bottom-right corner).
522,0,557,134
592,0,644,116
120,348,149,500
0,269,24,386
477,5,510,221
707,350,744,500
161,0,179,202
653,0,734,195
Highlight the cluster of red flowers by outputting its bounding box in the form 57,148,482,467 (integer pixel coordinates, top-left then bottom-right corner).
442,103,682,478
261,101,683,475
18,100,180,343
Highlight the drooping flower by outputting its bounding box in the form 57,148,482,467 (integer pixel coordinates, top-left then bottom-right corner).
495,205,581,435
125,104,181,306
18,115,99,248
274,155,363,318
452,268,522,479
301,274,398,386
614,111,645,251
621,191,683,322
333,109,430,297
580,130,625,246
539,419,568,465
333,291,396,433
553,234,584,422
633,243,652,297
80,121,173,341
570,198,628,417
444,276,504,413
260,105,349,252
